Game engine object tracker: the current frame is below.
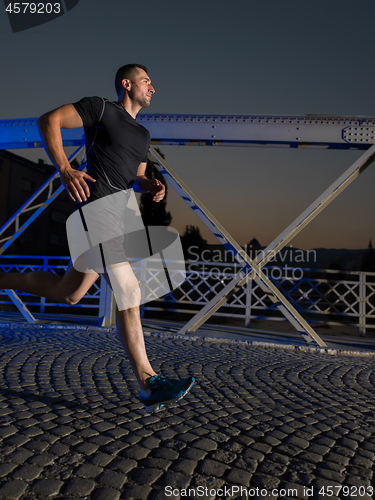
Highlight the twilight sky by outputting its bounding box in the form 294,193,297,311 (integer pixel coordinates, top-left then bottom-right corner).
1,0,375,249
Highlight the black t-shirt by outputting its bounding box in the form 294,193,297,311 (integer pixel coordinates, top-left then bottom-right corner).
72,96,150,205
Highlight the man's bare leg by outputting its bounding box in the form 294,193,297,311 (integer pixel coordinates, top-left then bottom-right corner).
0,263,157,391
0,263,98,305
101,266,157,391
115,304,157,391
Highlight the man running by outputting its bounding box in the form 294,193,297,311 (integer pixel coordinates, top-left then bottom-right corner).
0,64,194,413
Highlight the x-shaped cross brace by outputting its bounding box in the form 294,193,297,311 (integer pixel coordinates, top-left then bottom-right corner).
149,144,375,347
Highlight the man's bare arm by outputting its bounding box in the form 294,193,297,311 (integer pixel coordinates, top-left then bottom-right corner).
136,162,165,202
37,104,95,203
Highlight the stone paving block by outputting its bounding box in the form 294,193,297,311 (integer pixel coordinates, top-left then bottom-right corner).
63,477,96,497
210,449,237,464
93,422,116,432
176,432,199,444
357,449,375,460
0,480,28,499
74,443,99,455
11,464,43,480
288,469,315,486
165,440,186,452
207,431,230,443
134,428,154,439
92,487,121,500
225,467,252,486
38,433,60,444
345,475,373,488
77,428,99,438
0,426,17,438
125,434,143,445
48,443,70,456
30,479,64,497
108,458,138,474
242,448,265,461
258,460,287,476
102,441,129,455
88,435,114,446
155,428,177,440
276,444,303,457
287,436,310,449
106,428,129,439
172,459,197,475
75,463,103,478
0,464,17,478
348,465,373,480
263,436,281,447
122,445,151,460
123,484,153,499
4,435,30,447
98,470,127,488
317,467,345,483
298,451,324,464
27,452,57,467
90,453,114,467
6,449,34,463
180,448,206,463
162,471,192,489
154,448,180,461
324,452,351,466
144,458,172,470
141,436,161,449
223,442,244,454
253,473,281,490
199,459,229,477
362,441,375,453
133,467,163,485
24,439,50,452
352,455,373,468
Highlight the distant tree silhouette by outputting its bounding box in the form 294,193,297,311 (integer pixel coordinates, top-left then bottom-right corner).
139,148,172,226
362,240,375,272
181,225,207,261
246,237,261,259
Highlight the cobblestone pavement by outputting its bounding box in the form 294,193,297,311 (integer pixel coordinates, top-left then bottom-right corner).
0,323,374,500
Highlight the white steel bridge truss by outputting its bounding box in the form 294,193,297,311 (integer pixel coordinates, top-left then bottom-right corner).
1,113,375,347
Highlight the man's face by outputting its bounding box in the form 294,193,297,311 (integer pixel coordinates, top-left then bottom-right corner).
128,68,155,108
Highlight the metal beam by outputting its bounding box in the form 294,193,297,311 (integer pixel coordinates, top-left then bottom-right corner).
3,114,375,150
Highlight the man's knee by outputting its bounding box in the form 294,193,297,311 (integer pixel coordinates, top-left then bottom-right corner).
61,294,80,306
59,288,85,305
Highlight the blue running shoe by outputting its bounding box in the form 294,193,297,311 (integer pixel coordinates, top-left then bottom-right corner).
140,375,195,414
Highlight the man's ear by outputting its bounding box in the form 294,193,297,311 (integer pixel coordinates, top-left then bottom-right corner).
122,78,131,91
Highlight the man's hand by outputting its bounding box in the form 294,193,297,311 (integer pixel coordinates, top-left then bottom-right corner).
60,167,96,203
136,176,165,202
148,179,165,202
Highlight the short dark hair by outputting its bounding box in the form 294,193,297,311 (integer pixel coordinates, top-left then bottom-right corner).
115,64,148,95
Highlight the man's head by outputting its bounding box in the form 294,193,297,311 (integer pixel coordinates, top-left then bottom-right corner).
115,64,148,93
115,64,154,112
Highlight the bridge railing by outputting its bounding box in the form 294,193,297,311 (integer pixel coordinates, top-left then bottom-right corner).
1,256,374,335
